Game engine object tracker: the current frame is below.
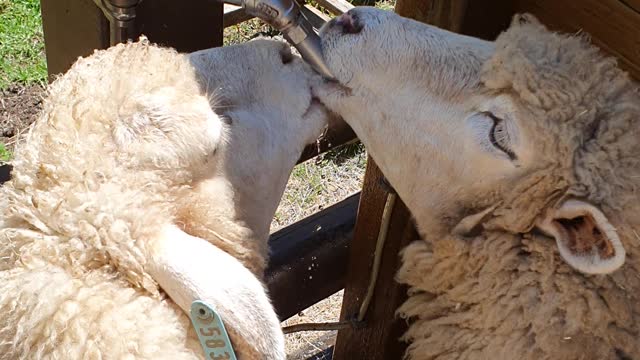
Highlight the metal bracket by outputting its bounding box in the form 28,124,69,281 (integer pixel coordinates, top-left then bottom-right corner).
93,0,142,45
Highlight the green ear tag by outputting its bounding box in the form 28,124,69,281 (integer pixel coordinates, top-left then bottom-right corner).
190,300,238,360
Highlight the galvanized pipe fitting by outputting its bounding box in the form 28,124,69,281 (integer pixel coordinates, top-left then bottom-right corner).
237,0,335,79
94,0,142,45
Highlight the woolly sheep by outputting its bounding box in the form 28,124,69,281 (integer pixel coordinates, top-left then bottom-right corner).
0,37,329,359
314,8,640,359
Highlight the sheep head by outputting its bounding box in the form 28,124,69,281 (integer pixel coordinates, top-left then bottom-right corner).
313,8,640,275
184,39,330,262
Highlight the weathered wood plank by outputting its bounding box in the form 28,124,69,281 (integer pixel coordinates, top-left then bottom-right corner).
394,0,468,32
40,0,109,80
266,193,358,320
301,3,332,30
41,0,223,79
458,0,515,41
223,4,254,28
513,0,640,80
330,159,417,360
393,0,432,23
135,0,223,53
314,0,354,16
625,0,640,13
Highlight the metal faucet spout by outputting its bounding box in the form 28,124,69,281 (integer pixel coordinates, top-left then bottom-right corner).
226,0,335,79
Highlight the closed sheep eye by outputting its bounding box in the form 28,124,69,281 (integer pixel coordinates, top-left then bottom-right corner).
483,111,517,161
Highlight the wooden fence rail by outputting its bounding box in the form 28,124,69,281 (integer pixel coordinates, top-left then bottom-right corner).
266,193,359,320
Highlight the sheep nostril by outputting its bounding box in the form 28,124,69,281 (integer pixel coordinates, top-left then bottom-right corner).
335,12,363,34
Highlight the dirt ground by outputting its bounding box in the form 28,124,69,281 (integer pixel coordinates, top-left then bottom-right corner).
0,83,44,148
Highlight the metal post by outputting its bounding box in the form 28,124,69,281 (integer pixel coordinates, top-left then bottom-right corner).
93,0,142,45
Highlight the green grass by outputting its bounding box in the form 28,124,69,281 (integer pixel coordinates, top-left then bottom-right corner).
0,0,47,90
0,143,11,162
375,0,395,10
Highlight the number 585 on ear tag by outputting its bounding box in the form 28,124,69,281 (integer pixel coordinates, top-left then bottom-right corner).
190,300,238,360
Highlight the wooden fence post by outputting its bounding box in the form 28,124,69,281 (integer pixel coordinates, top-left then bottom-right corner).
330,158,418,360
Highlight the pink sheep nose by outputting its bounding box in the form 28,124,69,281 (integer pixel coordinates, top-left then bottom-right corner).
334,11,363,34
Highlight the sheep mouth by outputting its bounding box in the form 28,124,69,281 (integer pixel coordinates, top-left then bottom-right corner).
304,96,322,118
318,77,354,97
553,215,615,259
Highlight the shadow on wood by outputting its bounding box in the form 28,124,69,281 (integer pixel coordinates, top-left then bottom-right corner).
330,159,416,360
0,164,11,185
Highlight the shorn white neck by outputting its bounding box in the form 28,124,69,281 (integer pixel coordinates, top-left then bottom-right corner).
147,224,286,359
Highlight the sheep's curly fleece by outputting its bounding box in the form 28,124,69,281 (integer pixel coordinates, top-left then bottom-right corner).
0,40,243,359
397,15,640,360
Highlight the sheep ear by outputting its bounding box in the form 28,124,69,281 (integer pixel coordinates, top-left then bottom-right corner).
537,199,625,274
511,13,544,27
114,87,178,146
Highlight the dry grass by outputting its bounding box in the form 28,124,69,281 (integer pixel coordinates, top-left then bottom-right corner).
272,144,367,231
223,18,280,46
283,290,345,360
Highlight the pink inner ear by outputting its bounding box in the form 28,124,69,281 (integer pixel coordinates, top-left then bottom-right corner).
540,198,626,275
554,214,615,259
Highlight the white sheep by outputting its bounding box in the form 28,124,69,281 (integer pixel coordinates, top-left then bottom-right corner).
0,37,329,359
314,8,640,359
